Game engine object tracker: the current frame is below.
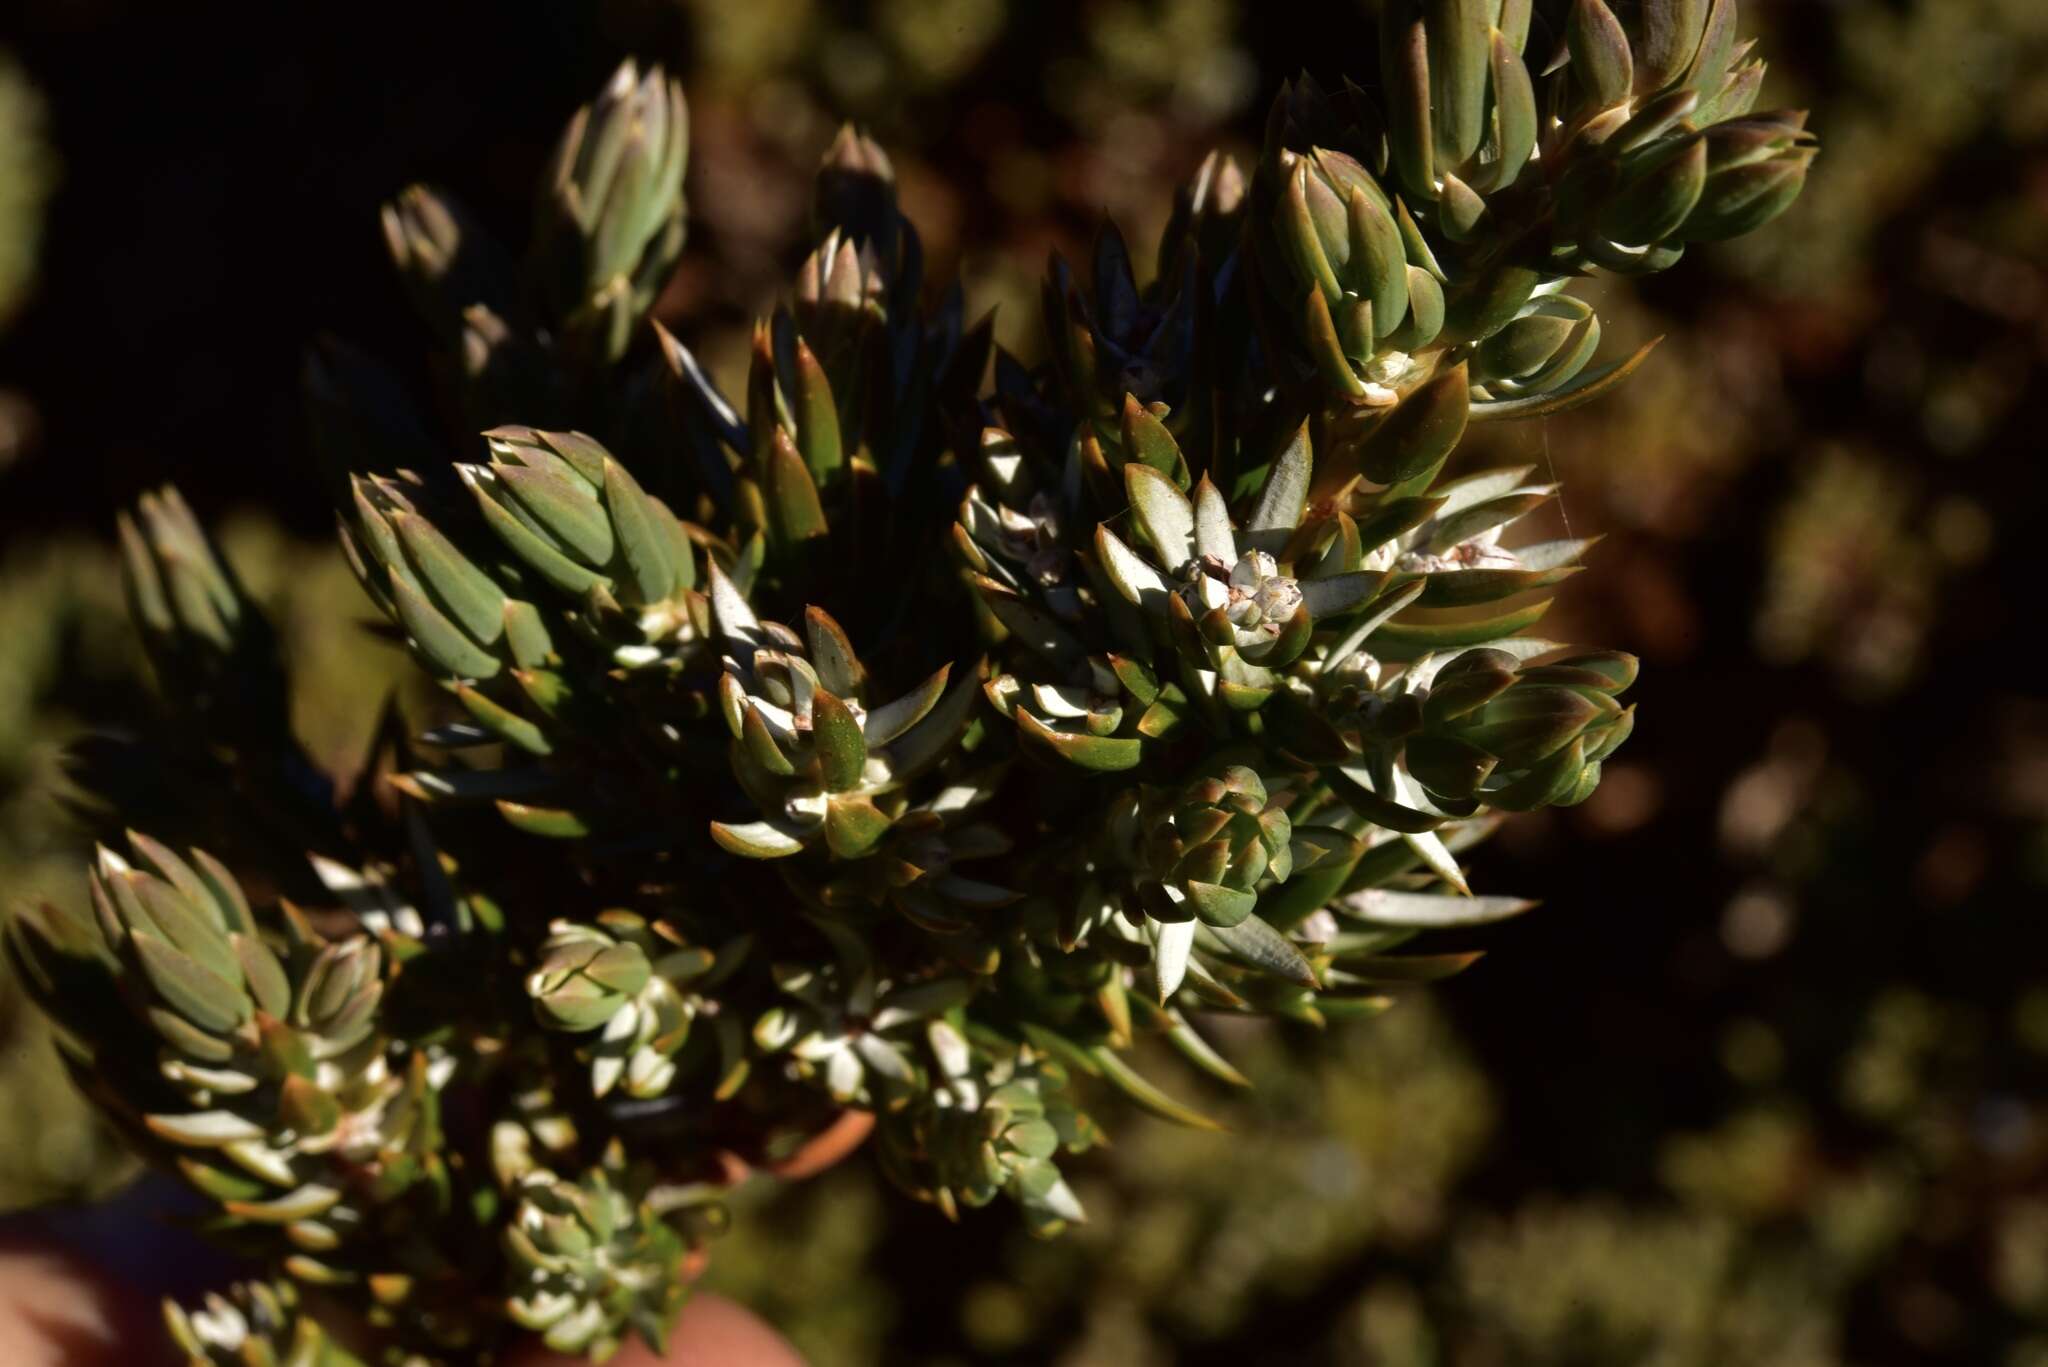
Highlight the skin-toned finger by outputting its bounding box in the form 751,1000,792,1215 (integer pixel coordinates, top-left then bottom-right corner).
760,1109,874,1182
0,1122,856,1367
707,1107,874,1186
506,1293,804,1367
0,1247,179,1367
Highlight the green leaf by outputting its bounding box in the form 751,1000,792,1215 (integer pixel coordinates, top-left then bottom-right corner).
116,509,173,635
603,455,676,602
1438,171,1488,242
1489,27,1537,187
389,512,506,647
1357,363,1470,488
1246,422,1312,555
496,802,591,838
1282,163,1345,307
1340,888,1536,926
1421,648,1520,724
1430,0,1492,166
1469,339,1662,421
872,978,977,1029
1095,525,1174,616
467,471,610,594
224,1182,344,1224
1205,914,1318,987
854,667,944,750
804,606,866,698
1388,769,1474,895
145,1110,266,1147
1428,489,1554,553
739,702,797,776
792,338,844,486
1303,288,1370,399
132,932,246,1034
1444,264,1541,349
124,835,219,927
1017,709,1142,772
824,794,893,858
1298,572,1380,620
1602,136,1708,247
1497,0,1533,50
1106,653,1160,706
1477,310,1580,385
706,560,761,645
1369,599,1552,656
1259,832,1364,931
1389,269,1445,365
277,1074,345,1140
1329,768,1445,833
1381,0,1436,200
1685,0,1738,91
526,429,612,487
455,684,550,756
389,573,500,679
891,657,985,779
1120,395,1185,483
1351,496,1444,557
175,1154,269,1201
1136,698,1188,739
1462,686,1605,765
1545,650,1639,692
1428,464,1534,517
811,690,868,792
981,585,1088,683
496,460,613,566
1316,995,1396,1022
1614,88,1703,155
191,848,253,935
1405,734,1499,798
1488,736,1588,811
1568,0,1634,107
1486,308,1602,399
1322,579,1427,667
709,818,808,859
1125,463,1196,568
1002,1120,1061,1165
1682,153,1812,243
1637,0,1708,93
1088,1044,1225,1131
1413,564,1580,607
1348,190,1409,339
1151,917,1195,1001
1191,477,1236,564
766,428,829,548
1141,1001,1251,1088
1020,1022,1103,1078
1184,881,1257,929
127,878,237,989
1331,950,1484,983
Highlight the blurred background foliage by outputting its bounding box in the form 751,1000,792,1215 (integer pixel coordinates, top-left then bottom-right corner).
1,0,2045,1362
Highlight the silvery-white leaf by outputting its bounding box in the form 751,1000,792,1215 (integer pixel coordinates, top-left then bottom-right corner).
1193,478,1236,563
1245,424,1311,555
1152,916,1195,1000
1125,465,1195,569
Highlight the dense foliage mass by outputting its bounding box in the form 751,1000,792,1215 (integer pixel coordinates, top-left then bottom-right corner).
6,2,1811,1361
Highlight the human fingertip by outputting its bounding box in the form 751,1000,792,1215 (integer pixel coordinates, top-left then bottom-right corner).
505,1292,803,1367
0,1246,177,1367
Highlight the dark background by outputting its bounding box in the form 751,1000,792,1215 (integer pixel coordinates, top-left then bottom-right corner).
2,2,2045,1363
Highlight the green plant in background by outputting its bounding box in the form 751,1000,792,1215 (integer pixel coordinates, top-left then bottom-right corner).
0,51,52,333
0,49,53,480
4,3,1811,1361
0,518,417,1211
